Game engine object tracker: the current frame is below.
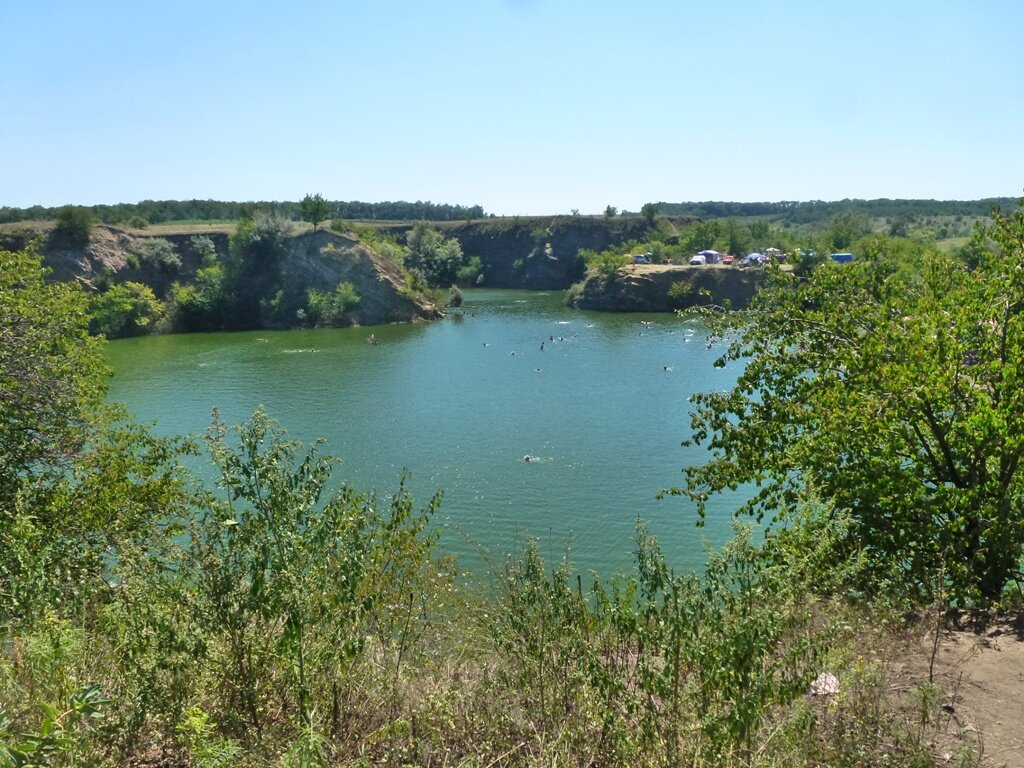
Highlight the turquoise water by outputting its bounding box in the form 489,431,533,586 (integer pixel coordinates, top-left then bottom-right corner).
105,289,748,578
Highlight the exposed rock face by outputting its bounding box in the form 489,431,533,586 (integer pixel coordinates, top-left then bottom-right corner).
380,216,681,290
1,224,439,327
573,265,768,312
444,217,657,289
280,230,440,325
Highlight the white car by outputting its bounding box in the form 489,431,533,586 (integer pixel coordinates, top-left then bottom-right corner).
689,254,706,266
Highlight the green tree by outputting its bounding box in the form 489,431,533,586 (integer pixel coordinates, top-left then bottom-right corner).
222,210,290,329
640,202,659,225
722,218,751,256
604,205,618,218
89,282,164,338
455,255,483,286
300,193,331,232
404,221,465,286
0,249,107,499
826,211,871,250
747,218,770,246
682,220,721,253
679,201,1024,604
304,281,360,327
580,247,629,277
0,248,191,627
167,259,225,332
53,205,93,246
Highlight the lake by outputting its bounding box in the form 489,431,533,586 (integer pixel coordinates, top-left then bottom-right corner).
105,289,748,579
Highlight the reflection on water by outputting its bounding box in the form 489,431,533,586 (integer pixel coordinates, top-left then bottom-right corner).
105,289,749,579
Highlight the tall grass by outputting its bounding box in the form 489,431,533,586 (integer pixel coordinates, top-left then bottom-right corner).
1,415,981,767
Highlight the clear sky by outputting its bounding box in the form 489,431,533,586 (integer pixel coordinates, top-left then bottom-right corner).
2,0,1021,215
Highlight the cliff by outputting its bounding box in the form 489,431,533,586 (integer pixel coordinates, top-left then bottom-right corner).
378,216,693,290
573,264,768,312
0,223,439,326
280,230,440,325
443,216,659,289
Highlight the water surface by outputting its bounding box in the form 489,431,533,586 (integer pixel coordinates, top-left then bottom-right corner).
105,290,747,578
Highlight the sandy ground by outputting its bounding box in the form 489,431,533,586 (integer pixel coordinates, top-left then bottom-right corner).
894,616,1024,767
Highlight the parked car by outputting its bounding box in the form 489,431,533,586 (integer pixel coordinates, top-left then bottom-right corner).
689,254,706,266
722,253,735,265
632,253,652,264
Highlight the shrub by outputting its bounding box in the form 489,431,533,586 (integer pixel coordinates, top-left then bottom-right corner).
455,256,483,286
304,281,360,327
581,247,629,277
53,206,93,245
89,282,164,338
130,238,181,271
447,285,463,308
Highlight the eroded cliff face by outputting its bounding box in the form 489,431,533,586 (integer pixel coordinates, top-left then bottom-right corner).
1,224,439,326
280,230,440,325
573,264,768,312
0,224,230,295
376,216,675,290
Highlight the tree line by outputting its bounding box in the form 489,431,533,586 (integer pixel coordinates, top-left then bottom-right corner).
651,196,1019,225
0,199,487,226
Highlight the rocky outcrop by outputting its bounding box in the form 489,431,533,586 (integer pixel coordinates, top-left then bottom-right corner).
443,217,658,289
379,216,692,290
1,224,439,327
281,230,440,325
573,264,768,312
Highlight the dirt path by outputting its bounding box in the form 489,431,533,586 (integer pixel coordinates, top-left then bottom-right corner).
895,616,1024,766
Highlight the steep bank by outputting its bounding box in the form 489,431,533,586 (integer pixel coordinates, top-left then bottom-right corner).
379,216,693,290
573,264,768,312
443,216,657,289
280,230,440,325
0,223,439,326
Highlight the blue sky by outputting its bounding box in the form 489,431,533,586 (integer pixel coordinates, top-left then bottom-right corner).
2,0,1021,214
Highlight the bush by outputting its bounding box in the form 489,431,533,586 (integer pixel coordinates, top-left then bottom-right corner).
563,281,584,306
304,281,360,327
455,256,483,286
130,238,181,271
581,247,629,277
89,282,164,338
489,518,830,766
404,222,467,286
165,261,224,332
53,206,93,245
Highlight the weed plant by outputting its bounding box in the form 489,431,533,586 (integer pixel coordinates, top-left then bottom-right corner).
0,416,988,768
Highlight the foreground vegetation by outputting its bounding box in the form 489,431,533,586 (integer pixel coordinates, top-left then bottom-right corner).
3,201,1024,766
